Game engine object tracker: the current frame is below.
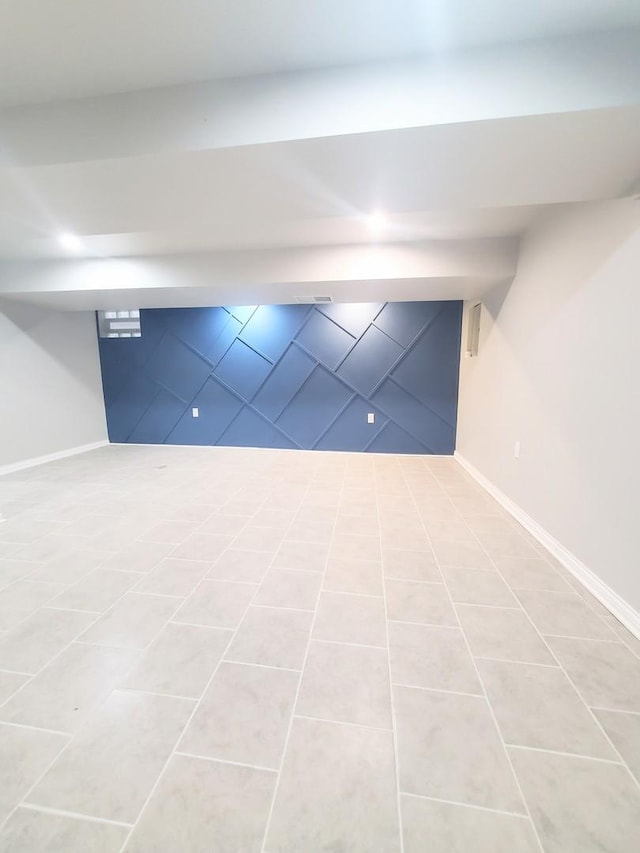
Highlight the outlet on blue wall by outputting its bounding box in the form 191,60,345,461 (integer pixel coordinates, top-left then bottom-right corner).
98,301,462,454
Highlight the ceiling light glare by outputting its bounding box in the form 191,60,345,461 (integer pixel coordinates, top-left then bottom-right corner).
58,232,83,252
365,210,388,232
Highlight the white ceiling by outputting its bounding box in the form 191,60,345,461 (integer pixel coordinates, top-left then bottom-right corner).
0,5,639,310
1,0,639,106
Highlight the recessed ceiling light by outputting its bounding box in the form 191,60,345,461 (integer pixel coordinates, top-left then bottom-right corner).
58,232,83,252
364,210,388,231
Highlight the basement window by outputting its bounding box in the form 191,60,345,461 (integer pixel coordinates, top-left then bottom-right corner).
97,309,141,338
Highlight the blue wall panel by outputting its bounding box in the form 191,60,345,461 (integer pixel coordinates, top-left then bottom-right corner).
98,301,462,454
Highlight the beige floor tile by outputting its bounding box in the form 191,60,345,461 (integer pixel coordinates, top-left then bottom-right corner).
168,502,220,524
297,640,392,728
476,530,540,559
252,510,295,531
0,543,22,560
510,747,640,853
0,559,42,589
28,691,193,823
547,636,640,711
285,519,335,543
170,533,234,561
333,515,378,537
478,658,615,757
431,540,494,570
388,622,482,693
515,589,617,640
272,540,329,572
100,540,175,574
493,556,572,592
603,615,640,659
593,709,640,782
0,581,65,631
265,717,400,853
196,514,250,536
51,569,141,613
0,607,96,673
120,622,232,698
0,724,68,822
139,520,199,544
422,517,476,541
174,580,256,629
451,494,503,516
401,795,540,853
296,506,338,525
323,555,383,595
382,548,441,582
226,606,313,669
254,568,322,611
567,582,614,619
0,807,128,853
380,527,431,552
457,604,556,664
27,548,108,585
207,548,273,583
13,535,79,564
80,593,180,648
394,686,524,812
125,755,276,853
0,671,29,704
330,532,381,562
179,662,299,769
313,591,387,647
442,566,518,606
133,558,210,597
385,580,457,627
231,526,283,553
0,642,139,732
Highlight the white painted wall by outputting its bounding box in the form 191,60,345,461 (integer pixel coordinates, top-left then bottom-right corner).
0,301,107,468
457,198,640,612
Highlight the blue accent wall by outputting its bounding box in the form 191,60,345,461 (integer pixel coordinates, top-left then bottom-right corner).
98,301,463,454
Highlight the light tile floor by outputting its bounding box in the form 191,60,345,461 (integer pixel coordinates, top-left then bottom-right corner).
0,445,639,852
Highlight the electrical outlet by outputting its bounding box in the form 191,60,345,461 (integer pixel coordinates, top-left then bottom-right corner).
514,440,521,459
192,408,199,418
367,413,375,424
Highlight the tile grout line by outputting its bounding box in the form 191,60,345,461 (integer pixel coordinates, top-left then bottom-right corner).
294,712,393,734
505,743,625,765
308,637,387,651
402,470,546,853
174,751,277,774
375,466,407,853
455,476,640,797
258,467,346,853
401,790,539,821
391,682,484,699
18,801,134,828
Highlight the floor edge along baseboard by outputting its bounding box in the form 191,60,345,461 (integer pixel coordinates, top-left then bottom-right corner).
454,451,640,642
0,440,109,477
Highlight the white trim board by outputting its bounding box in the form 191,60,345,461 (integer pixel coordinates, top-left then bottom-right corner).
454,451,640,642
0,440,109,477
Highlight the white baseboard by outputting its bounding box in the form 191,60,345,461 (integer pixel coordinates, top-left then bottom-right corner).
454,451,640,641
0,440,109,477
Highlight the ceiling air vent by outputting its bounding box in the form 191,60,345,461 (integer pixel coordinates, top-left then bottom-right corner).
294,295,333,304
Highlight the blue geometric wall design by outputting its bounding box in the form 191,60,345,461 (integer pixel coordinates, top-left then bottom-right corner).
98,301,462,454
